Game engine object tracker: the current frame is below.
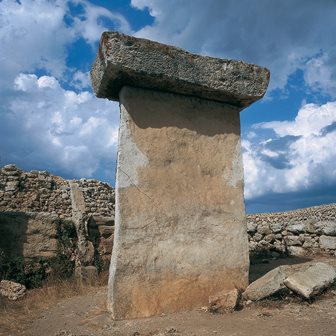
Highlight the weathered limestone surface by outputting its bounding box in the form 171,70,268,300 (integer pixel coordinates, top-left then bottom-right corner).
284,262,336,299
108,86,249,319
247,204,336,257
208,288,240,313
0,212,61,260
91,32,270,319
243,261,336,302
243,266,289,301
0,164,115,272
0,280,26,300
91,32,270,107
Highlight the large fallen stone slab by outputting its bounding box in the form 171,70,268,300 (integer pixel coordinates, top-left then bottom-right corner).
284,262,336,299
243,266,289,301
91,32,269,107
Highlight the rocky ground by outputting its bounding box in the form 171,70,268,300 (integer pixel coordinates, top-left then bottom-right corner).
1,256,336,336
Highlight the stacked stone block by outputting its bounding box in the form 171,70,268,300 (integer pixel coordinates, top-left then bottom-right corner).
247,204,336,257
0,164,115,219
88,216,115,268
0,164,115,267
77,178,115,217
0,164,72,218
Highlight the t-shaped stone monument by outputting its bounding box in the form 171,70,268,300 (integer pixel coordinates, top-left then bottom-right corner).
91,32,270,319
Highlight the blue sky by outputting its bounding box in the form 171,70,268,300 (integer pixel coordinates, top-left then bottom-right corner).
1,0,336,213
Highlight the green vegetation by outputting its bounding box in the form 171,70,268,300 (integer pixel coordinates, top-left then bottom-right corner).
0,219,78,288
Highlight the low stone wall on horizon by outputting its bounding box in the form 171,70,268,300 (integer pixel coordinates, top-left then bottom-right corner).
1,164,335,266
0,164,114,219
247,203,336,257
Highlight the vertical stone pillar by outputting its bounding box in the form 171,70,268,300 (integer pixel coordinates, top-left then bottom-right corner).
91,32,270,319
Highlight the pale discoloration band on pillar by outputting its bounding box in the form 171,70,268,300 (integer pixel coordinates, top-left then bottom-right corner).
116,104,149,189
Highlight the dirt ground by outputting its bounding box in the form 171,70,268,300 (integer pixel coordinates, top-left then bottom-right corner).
1,256,336,336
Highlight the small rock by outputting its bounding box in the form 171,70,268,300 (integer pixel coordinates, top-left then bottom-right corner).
247,222,257,233
284,262,336,299
271,251,280,259
253,233,263,242
319,235,336,250
54,331,74,336
257,312,272,318
208,288,240,313
287,222,306,233
243,266,289,301
284,235,302,246
287,246,307,257
269,222,284,233
0,280,26,300
314,221,336,236
257,225,272,235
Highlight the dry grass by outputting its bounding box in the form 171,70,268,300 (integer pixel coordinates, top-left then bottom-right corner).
0,271,109,335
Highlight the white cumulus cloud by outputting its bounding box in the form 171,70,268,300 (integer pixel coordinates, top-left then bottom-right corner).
0,0,131,88
1,73,119,178
243,102,336,199
131,0,336,97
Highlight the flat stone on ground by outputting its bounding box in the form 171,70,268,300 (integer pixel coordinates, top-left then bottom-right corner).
243,266,289,301
284,262,336,299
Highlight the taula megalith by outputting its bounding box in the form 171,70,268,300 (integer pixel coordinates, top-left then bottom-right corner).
91,31,270,319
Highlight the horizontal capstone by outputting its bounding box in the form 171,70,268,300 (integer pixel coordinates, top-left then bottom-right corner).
91,32,270,108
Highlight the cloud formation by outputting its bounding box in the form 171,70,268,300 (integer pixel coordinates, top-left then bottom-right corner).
1,0,335,212
131,0,336,96
243,102,336,200
1,73,118,179
0,0,126,180
0,0,131,87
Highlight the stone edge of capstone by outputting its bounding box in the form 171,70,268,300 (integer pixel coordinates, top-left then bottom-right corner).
90,31,270,108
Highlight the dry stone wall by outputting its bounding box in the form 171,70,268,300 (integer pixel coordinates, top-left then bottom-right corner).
0,212,61,260
2,163,335,272
0,164,115,273
0,164,115,219
247,204,336,257
0,164,72,218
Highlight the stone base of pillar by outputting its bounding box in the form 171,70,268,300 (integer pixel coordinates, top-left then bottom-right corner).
108,86,249,319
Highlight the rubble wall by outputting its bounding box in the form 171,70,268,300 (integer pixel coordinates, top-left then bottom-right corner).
0,164,115,272
1,164,335,264
0,164,115,219
247,204,336,257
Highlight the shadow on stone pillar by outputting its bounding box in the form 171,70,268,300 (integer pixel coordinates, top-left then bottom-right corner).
90,32,270,319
